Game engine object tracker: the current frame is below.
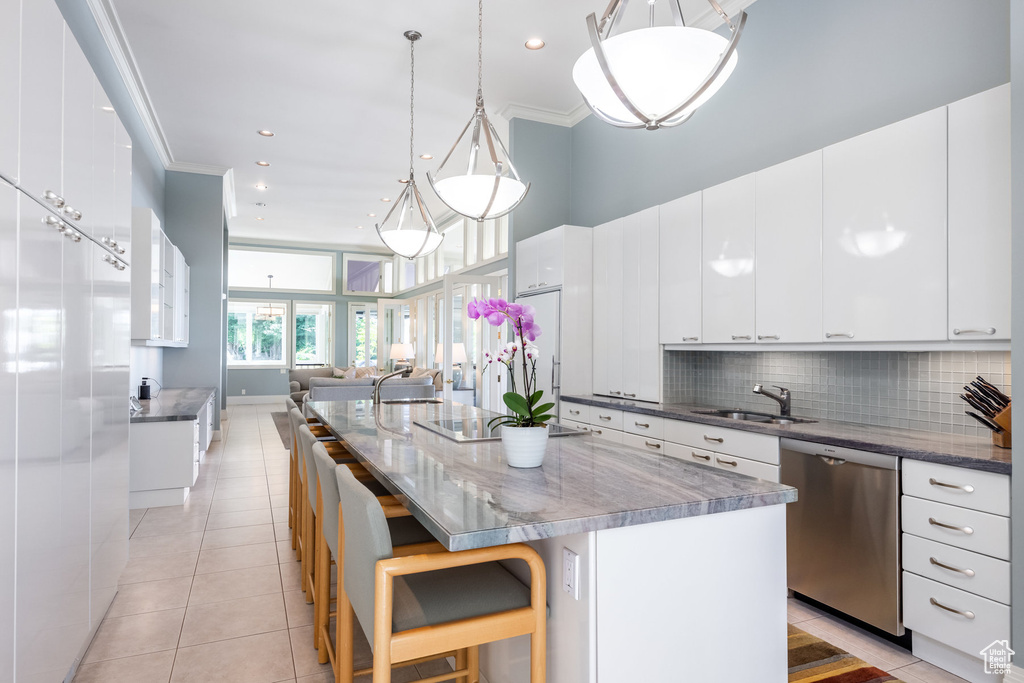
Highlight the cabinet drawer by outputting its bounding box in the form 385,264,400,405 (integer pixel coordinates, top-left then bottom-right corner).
624,414,664,439
590,408,623,431
903,459,1009,516
560,419,588,433
902,533,1010,604
560,402,589,423
664,420,779,465
622,432,665,455
664,442,715,467
902,496,1009,560
712,453,780,482
588,426,623,444
903,571,1009,657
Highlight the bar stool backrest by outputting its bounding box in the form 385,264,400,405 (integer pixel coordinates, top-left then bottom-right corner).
297,424,320,509
312,443,341,557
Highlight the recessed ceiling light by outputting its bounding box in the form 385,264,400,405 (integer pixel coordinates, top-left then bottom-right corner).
525,38,545,50
255,184,268,190
255,217,265,221
356,225,364,229
255,202,266,207
255,161,271,167
257,130,275,137
100,106,115,112
381,197,391,202
419,154,433,160
368,213,377,217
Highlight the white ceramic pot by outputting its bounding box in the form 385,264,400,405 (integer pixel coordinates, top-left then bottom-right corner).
501,424,550,468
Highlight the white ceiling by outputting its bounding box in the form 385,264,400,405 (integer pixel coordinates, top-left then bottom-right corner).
106,0,753,250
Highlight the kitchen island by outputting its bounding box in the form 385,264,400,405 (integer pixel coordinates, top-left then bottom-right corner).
307,399,797,683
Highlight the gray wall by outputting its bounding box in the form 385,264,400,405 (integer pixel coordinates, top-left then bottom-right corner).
564,0,1009,228
162,172,226,426
57,0,165,221
1010,0,1023,656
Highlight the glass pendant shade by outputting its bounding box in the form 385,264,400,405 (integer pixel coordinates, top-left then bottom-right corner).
574,0,746,130
375,178,443,260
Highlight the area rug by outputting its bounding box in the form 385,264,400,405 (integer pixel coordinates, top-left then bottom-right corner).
271,411,291,450
789,624,906,682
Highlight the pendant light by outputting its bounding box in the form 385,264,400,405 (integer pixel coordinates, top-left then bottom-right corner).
427,0,529,221
375,31,444,260
573,0,746,130
256,275,285,320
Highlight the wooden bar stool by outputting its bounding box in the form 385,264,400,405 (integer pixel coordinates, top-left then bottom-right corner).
311,443,440,665
334,464,547,683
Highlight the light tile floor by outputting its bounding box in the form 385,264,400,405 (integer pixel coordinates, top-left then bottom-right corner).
75,403,967,683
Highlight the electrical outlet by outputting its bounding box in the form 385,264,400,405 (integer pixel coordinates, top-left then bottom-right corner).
241,389,246,395
280,368,287,374
562,547,579,600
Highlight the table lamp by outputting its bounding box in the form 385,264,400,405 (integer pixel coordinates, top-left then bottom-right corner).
389,342,415,370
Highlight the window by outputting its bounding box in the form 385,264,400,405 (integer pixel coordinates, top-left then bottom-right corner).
294,302,333,367
227,300,289,367
347,303,378,368
229,247,335,293
343,254,395,295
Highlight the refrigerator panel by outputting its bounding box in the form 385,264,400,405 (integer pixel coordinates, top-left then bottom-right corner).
516,290,561,419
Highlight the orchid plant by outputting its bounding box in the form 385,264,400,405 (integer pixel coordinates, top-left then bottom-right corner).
468,298,554,428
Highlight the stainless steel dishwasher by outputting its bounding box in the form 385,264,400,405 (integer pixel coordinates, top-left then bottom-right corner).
780,438,903,635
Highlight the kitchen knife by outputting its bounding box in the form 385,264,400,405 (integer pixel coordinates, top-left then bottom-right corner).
963,386,1000,416
966,410,1004,433
960,393,996,418
976,376,1011,405
971,380,1009,409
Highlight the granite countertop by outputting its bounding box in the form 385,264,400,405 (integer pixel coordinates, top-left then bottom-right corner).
561,395,1012,474
130,387,216,424
306,400,797,551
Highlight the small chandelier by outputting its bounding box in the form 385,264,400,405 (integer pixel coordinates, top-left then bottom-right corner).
256,275,285,320
376,30,444,260
427,0,529,221
573,0,746,130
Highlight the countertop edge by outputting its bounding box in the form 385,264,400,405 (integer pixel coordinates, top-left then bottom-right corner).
130,387,217,424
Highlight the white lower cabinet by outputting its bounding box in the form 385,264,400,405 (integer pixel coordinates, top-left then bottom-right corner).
588,427,624,444
621,433,664,456
129,419,202,509
902,534,1009,605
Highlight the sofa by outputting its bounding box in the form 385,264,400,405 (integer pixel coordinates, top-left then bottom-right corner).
290,366,444,406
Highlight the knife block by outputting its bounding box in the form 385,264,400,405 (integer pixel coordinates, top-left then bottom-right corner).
992,404,1011,449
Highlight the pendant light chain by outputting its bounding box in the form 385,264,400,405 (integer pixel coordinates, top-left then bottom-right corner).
409,37,416,178
476,0,483,106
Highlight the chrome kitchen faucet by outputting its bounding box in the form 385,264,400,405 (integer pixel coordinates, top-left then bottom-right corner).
752,383,791,416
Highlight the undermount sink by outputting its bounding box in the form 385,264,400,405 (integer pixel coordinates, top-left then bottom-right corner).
694,409,816,425
381,398,444,405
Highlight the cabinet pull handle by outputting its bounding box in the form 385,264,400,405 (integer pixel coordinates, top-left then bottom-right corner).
716,457,738,467
644,441,660,449
591,428,603,435
609,391,621,396
928,518,974,535
599,415,612,421
703,435,724,443
691,451,711,461
928,478,975,494
634,421,650,428
929,557,976,578
527,284,536,289
731,335,751,341
43,190,65,208
953,328,996,336
623,393,637,398
825,332,855,339
538,282,548,287
682,336,698,342
569,409,580,415
757,334,780,340
42,215,63,230
928,597,975,620
62,205,83,221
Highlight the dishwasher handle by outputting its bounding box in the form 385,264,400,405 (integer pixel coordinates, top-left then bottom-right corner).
780,438,899,470
816,454,847,466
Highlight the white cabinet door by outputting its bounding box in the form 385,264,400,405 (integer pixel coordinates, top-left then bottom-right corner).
637,207,660,402
61,27,93,235
702,174,755,344
91,81,117,250
659,192,701,344
593,219,624,397
755,151,822,343
822,107,947,342
0,0,20,184
535,227,563,290
113,119,132,263
18,0,64,203
620,211,641,399
515,236,537,295
948,84,1010,341
0,183,17,677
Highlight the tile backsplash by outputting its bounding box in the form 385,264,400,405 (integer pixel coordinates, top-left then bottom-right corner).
663,350,1011,437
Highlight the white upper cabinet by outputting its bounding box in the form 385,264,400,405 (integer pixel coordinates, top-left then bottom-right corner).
822,107,948,343
948,84,1010,341
61,28,93,231
0,0,19,183
702,173,755,344
132,207,190,347
113,119,132,263
18,0,64,202
755,151,823,344
92,82,117,254
659,192,701,344
593,218,624,397
621,212,642,400
636,207,661,402
516,227,565,294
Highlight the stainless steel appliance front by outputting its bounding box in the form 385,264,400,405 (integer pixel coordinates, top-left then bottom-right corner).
780,438,903,635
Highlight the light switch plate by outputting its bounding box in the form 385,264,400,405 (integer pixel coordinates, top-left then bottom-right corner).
562,547,579,600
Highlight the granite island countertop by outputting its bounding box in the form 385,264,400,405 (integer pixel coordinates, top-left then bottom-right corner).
306,400,797,551
562,395,1011,474
130,387,216,424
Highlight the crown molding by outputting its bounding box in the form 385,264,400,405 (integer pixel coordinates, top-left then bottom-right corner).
86,0,173,169
166,161,231,176
498,101,591,128
227,235,393,256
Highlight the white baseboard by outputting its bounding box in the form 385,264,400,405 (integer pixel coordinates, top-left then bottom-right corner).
1003,664,1024,682
227,394,286,405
